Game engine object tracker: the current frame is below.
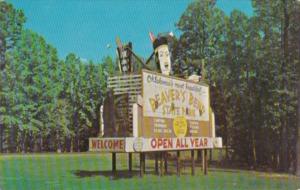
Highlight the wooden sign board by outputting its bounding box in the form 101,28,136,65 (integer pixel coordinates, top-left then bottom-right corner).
89,138,126,152
140,70,211,138
129,137,213,152
89,137,222,152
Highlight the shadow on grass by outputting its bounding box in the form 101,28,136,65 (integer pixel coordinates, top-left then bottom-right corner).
73,170,151,180
73,161,243,180
209,168,241,173
73,168,182,179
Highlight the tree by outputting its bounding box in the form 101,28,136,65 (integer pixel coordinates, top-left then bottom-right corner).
297,80,300,176
175,0,230,161
4,29,61,152
293,0,300,176
0,1,25,69
176,0,226,61
0,1,25,152
175,0,299,171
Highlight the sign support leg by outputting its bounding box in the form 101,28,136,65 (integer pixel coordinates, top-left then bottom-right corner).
164,152,168,174
199,150,203,170
202,149,208,175
176,151,180,176
202,150,205,173
160,152,164,176
112,153,116,173
139,153,145,177
128,153,132,172
191,150,195,176
155,152,159,175
143,153,146,173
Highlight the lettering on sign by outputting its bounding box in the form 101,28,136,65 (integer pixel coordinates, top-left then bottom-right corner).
143,71,209,120
139,137,213,151
88,137,219,152
149,138,208,149
89,138,125,152
141,70,211,138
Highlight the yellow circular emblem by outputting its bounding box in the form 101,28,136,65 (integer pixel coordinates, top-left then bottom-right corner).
173,116,188,137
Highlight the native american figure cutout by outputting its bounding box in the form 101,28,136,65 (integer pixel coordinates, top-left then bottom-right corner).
116,37,133,73
149,32,172,76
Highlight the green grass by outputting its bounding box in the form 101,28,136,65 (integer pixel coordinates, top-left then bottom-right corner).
0,152,299,190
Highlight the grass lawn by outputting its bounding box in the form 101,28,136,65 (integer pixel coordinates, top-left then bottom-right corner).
0,152,299,190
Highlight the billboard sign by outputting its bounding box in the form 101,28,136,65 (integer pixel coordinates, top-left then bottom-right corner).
141,70,211,138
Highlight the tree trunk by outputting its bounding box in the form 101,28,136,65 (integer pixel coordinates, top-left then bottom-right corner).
0,28,6,152
280,121,288,172
9,125,17,153
279,0,290,172
251,130,257,169
224,119,229,162
28,132,34,152
70,137,74,153
40,136,43,152
56,129,61,153
33,139,39,152
0,36,6,70
21,131,26,153
296,80,300,176
77,137,80,152
66,136,72,152
0,124,3,153
73,111,80,152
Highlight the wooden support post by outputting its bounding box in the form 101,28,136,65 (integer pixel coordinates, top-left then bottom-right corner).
209,149,213,162
128,153,132,172
202,150,205,172
176,151,180,176
198,150,202,170
140,153,145,177
164,152,168,174
191,150,195,176
143,153,146,172
205,149,208,175
202,149,208,175
155,152,159,175
112,153,116,173
197,150,201,161
160,152,164,176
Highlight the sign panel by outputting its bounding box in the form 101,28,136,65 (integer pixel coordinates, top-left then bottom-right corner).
130,137,213,152
89,137,222,152
142,70,211,138
89,138,125,152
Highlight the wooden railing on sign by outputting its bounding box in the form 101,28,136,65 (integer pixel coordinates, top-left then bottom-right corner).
107,74,142,136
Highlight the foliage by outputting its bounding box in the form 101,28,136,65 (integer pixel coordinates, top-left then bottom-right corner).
174,0,299,172
0,2,117,152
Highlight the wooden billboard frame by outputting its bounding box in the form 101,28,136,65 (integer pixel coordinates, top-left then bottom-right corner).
89,70,222,177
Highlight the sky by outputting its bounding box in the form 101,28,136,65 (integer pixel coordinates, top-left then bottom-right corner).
8,0,253,62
